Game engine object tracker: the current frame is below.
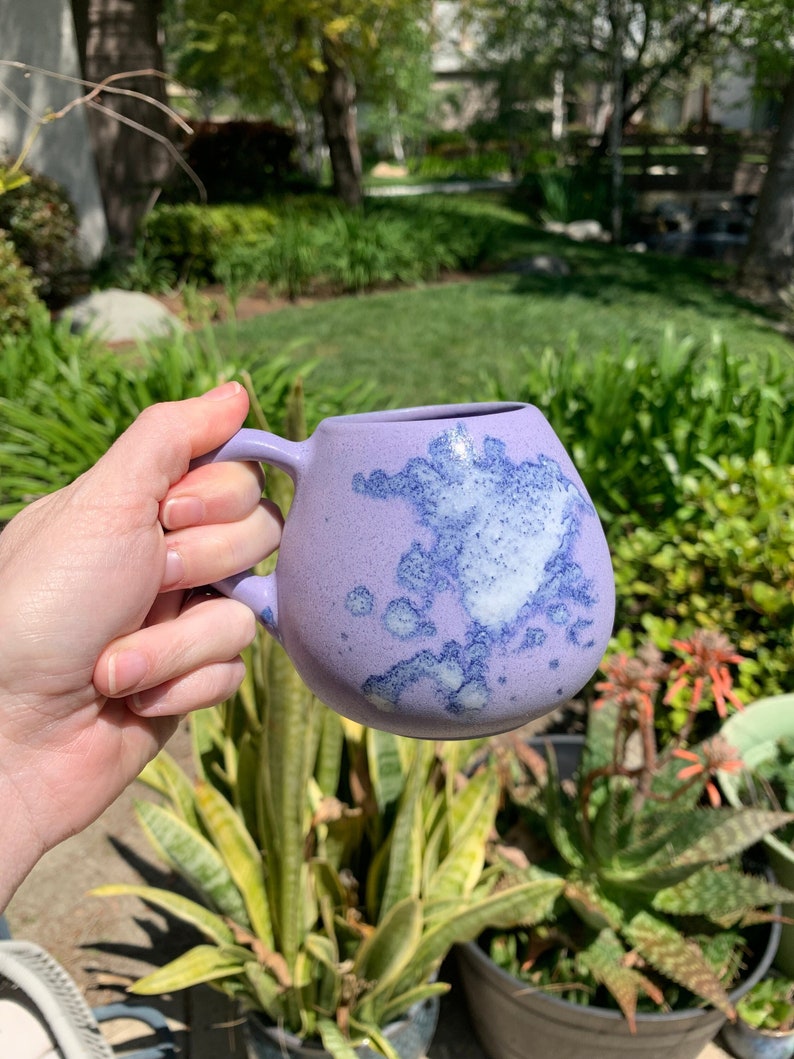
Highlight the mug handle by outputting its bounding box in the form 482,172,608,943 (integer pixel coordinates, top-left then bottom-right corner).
190,428,307,635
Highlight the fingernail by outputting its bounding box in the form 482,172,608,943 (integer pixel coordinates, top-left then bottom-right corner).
162,496,205,530
201,380,242,401
163,548,185,588
107,649,148,696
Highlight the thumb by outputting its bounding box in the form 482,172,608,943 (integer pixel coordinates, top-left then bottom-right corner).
93,382,250,504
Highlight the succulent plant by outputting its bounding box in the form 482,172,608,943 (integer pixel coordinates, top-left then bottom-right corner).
482,635,794,1030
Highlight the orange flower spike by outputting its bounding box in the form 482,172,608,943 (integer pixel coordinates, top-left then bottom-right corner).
705,781,722,808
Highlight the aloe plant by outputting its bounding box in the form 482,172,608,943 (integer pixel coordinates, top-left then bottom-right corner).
94,383,561,1058
482,634,794,1032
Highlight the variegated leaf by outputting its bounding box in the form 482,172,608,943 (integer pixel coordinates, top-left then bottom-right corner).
195,780,274,949
623,910,733,1015
91,884,235,947
129,944,250,995
135,800,249,926
652,866,794,925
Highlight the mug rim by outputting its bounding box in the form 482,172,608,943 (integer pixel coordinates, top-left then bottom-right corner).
320,402,529,427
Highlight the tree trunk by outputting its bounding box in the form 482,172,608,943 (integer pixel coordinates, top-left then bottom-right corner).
736,69,794,301
76,0,174,249
319,36,363,207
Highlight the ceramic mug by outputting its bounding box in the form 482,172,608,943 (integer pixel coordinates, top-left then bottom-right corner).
199,402,615,739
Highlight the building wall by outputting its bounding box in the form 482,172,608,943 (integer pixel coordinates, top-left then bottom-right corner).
0,0,108,261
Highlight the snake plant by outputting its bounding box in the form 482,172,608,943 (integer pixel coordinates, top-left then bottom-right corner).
95,381,560,1058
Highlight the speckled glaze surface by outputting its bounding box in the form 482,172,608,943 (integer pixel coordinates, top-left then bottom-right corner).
206,402,615,738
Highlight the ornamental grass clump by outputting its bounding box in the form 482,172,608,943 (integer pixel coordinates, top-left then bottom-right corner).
484,632,794,1031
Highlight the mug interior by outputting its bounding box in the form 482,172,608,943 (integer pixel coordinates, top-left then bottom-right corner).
325,402,527,426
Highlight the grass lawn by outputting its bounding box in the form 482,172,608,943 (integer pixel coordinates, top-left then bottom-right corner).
202,195,793,415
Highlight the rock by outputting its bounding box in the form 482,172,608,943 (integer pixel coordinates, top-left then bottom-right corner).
565,219,609,242
370,161,410,179
66,289,183,343
543,219,610,243
505,254,571,277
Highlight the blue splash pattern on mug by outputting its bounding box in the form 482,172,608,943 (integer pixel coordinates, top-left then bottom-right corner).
348,424,600,715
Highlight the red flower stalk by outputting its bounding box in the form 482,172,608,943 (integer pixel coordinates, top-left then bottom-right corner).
594,647,666,720
664,631,745,718
673,736,744,807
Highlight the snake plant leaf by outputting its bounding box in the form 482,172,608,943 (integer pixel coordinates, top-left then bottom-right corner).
623,910,733,1015
575,929,663,1032
377,981,450,1026
129,944,251,995
367,728,409,813
138,751,200,829
378,742,435,917
652,866,794,925
316,1016,361,1059
259,641,323,969
349,1018,401,1059
316,709,345,798
194,780,274,950
244,962,283,1022
134,800,250,926
91,884,235,947
426,766,499,901
353,897,422,1011
399,877,564,993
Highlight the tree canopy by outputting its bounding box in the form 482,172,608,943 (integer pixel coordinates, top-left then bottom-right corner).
163,0,434,203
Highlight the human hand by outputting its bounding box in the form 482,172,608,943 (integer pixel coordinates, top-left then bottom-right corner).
0,382,281,906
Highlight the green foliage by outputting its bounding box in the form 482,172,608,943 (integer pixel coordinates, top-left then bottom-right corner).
612,454,794,700
0,164,82,305
408,150,512,182
142,203,279,283
523,166,612,226
94,240,178,295
0,234,43,334
483,676,794,1028
0,310,329,520
735,975,794,1031
510,329,794,529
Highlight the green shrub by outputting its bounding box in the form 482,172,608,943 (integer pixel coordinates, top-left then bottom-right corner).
409,150,512,181
218,213,322,300
507,329,794,528
142,203,278,282
0,165,83,305
612,453,794,700
0,233,43,333
0,310,296,518
94,239,178,295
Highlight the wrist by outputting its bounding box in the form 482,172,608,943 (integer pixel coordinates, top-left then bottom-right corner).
0,742,48,911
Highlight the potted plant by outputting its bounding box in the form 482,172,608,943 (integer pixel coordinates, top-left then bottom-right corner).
94,386,559,1059
719,975,794,1059
719,694,794,975
457,633,794,1059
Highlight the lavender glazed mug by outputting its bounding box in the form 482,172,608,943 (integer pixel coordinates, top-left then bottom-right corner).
200,402,615,739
